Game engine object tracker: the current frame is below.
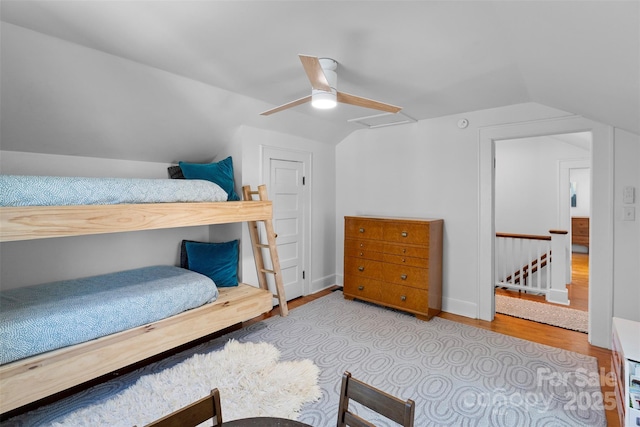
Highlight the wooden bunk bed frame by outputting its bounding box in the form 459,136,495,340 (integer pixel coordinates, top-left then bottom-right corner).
0,185,281,414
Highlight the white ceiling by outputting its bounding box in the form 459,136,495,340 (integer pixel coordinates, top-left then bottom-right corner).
1,0,639,145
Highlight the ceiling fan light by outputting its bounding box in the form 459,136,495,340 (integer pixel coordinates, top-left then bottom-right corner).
311,90,337,109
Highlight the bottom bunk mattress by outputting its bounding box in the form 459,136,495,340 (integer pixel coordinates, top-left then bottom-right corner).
0,265,219,365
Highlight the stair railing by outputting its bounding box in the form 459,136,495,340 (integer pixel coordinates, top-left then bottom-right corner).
495,230,570,305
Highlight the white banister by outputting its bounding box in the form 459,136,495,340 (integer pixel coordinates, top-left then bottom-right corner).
495,233,551,294
548,229,570,305
495,229,571,304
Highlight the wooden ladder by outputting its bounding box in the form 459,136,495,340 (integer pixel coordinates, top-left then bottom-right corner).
242,185,288,316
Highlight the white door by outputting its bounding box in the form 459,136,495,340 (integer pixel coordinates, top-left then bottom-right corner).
266,157,306,300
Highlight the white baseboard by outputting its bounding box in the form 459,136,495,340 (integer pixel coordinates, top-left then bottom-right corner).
309,274,337,294
442,297,477,319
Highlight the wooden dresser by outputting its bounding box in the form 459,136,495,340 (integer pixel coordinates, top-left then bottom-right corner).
343,216,443,320
571,216,589,248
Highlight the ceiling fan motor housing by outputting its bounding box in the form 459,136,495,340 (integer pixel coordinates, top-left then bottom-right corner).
312,58,338,108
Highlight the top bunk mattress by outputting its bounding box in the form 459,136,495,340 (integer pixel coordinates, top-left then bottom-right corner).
0,265,219,365
0,175,228,207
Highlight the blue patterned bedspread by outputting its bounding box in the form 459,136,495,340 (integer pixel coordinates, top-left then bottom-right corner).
0,266,219,365
0,175,228,206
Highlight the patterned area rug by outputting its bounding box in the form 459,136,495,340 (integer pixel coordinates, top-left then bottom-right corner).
50,340,320,426
5,291,605,427
495,295,589,333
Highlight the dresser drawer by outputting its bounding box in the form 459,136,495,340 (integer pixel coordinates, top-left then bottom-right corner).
344,257,383,279
383,263,428,289
572,217,589,233
345,217,383,240
383,222,429,245
573,223,589,236
383,243,429,259
343,275,383,300
345,239,384,261
345,246,385,261
379,284,428,313
383,253,429,268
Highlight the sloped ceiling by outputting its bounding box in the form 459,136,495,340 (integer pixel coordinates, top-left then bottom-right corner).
1,0,638,149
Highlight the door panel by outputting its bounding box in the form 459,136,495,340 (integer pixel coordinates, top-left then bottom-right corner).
269,158,305,300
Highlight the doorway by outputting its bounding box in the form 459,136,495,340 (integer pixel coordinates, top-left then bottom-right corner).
478,115,614,348
261,146,311,301
493,133,591,316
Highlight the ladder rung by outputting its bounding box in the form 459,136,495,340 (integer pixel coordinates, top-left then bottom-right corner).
260,268,276,275
255,243,270,248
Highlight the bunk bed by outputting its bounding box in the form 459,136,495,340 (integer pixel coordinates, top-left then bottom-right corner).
0,176,279,414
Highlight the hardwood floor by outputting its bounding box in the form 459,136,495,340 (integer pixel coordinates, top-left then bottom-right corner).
275,280,617,426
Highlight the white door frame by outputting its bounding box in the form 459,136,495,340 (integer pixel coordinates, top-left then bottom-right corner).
559,158,591,279
260,145,312,296
478,115,614,348
559,159,591,234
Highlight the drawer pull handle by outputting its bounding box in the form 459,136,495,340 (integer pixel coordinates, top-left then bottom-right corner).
358,266,365,272
401,295,407,301
359,228,365,233
402,258,406,263
403,248,407,253
360,252,364,256
400,274,407,280
401,231,408,237
360,243,364,248
358,286,364,291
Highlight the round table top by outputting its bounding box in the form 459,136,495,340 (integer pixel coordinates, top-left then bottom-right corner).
222,417,311,426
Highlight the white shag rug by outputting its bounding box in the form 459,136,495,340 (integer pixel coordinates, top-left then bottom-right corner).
495,294,589,332
52,340,321,427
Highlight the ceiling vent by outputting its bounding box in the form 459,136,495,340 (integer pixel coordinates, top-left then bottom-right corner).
348,112,416,129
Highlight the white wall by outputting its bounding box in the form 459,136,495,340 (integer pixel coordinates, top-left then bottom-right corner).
0,22,270,164
613,128,640,322
494,136,590,235
336,102,576,318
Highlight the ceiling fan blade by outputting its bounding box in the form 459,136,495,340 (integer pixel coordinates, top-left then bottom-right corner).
337,92,402,114
260,95,312,116
299,55,331,92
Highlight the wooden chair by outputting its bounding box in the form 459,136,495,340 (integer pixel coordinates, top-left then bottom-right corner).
337,371,415,427
144,388,222,427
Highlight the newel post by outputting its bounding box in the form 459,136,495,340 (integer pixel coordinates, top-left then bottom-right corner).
548,229,570,305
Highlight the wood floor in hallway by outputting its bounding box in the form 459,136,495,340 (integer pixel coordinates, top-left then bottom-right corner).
495,251,589,311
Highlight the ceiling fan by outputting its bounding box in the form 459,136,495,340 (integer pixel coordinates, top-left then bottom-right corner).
260,54,402,116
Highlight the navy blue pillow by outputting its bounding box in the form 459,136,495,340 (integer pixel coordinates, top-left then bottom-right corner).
182,240,239,287
178,156,240,201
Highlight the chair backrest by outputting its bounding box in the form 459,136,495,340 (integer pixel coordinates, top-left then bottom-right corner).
337,371,415,427
144,388,222,427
